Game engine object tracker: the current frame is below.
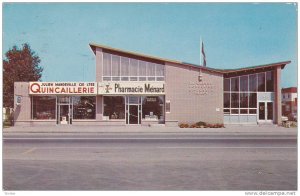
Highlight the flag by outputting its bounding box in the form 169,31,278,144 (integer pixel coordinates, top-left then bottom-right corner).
201,41,206,67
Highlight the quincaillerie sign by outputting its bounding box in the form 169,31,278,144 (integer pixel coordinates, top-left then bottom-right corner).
98,82,165,95
29,82,97,95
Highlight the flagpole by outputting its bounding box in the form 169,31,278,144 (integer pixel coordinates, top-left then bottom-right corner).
200,36,202,66
199,36,202,82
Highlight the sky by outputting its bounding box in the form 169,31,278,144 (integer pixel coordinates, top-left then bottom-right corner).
3,3,298,87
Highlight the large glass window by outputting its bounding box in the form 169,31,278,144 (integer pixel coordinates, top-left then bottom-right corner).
257,72,265,92
103,53,111,81
130,59,138,81
147,63,156,81
231,93,239,108
142,96,164,121
111,55,120,80
240,93,249,108
102,52,165,81
224,71,267,115
224,93,230,108
266,71,274,92
32,96,56,120
249,74,257,91
240,75,248,92
224,78,230,91
231,77,239,91
73,96,96,119
103,96,125,119
249,93,257,108
121,57,129,81
138,61,147,81
156,64,165,81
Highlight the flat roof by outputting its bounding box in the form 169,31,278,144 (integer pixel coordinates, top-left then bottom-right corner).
89,43,290,74
282,87,297,93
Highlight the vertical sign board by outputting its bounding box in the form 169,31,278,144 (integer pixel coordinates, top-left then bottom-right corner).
29,82,97,95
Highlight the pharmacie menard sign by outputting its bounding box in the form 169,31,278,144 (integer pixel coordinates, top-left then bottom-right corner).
98,82,165,95
29,82,97,95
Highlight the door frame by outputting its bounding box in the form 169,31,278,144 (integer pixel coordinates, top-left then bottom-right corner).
258,101,274,123
126,96,141,125
57,96,72,125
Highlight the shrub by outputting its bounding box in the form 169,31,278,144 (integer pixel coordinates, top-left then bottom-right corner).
179,123,189,128
216,123,225,128
189,124,197,128
196,121,206,127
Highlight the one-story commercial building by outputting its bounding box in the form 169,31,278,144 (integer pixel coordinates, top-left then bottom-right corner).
14,43,290,126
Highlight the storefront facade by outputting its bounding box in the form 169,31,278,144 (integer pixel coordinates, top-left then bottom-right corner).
13,43,290,126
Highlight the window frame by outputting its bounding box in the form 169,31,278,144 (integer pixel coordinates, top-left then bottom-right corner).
102,52,165,82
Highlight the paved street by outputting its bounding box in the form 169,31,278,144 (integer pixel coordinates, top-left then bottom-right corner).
3,131,297,190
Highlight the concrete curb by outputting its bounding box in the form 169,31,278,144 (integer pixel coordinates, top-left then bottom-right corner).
3,125,297,135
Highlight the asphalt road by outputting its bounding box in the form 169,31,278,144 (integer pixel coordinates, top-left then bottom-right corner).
3,133,297,190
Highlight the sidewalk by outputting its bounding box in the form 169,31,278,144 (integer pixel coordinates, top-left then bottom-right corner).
2,124,298,135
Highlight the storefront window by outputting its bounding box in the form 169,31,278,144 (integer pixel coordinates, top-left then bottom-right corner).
249,93,257,108
249,74,257,91
240,93,248,108
231,77,239,91
73,96,96,119
224,93,230,108
231,93,239,108
142,96,164,121
249,109,257,114
240,109,248,114
103,96,125,119
224,78,230,91
266,71,274,92
240,75,248,92
32,96,56,120
231,109,239,114
257,72,265,92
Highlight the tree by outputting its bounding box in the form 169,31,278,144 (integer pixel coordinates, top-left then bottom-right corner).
3,43,43,108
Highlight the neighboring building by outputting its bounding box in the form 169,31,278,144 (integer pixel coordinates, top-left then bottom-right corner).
13,43,290,126
282,87,297,119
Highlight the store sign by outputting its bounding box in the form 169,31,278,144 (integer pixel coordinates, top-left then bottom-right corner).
29,82,97,95
98,82,165,95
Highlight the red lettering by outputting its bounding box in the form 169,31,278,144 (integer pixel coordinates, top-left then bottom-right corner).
30,83,40,93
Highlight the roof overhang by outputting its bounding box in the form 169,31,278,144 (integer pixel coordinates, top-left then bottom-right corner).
222,61,291,77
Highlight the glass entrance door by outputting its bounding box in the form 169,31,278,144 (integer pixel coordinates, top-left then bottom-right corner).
126,96,141,125
59,105,69,124
129,105,139,124
258,102,273,122
259,102,265,120
57,96,72,125
267,102,273,120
